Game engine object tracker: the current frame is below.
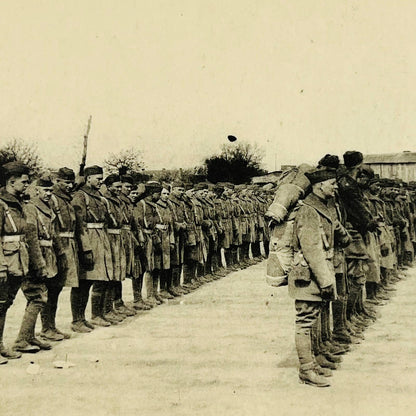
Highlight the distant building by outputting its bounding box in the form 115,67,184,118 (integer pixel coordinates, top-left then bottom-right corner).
251,170,282,184
364,151,416,182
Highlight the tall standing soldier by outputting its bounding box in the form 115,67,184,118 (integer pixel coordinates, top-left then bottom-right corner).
71,165,113,329
115,175,139,314
154,186,176,298
0,162,33,362
289,167,348,387
47,167,79,336
100,174,130,324
14,175,65,351
168,181,189,295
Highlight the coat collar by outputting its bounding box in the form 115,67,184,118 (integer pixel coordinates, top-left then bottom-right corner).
81,185,101,199
303,193,333,222
100,190,120,206
53,185,72,202
0,188,24,211
31,197,53,217
156,199,168,209
169,195,182,206
119,193,131,205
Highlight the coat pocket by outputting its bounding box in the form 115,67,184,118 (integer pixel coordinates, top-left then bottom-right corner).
288,251,311,283
1,241,25,277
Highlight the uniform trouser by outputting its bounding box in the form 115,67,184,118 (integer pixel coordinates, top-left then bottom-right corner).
113,281,124,307
132,274,144,302
158,269,170,290
15,278,47,344
91,281,108,318
346,278,363,320
151,269,161,297
183,261,196,284
104,281,118,314
0,275,24,344
295,300,322,371
70,279,94,324
41,274,65,332
333,272,348,334
171,266,182,287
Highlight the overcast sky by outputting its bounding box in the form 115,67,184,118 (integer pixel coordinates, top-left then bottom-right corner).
1,0,415,172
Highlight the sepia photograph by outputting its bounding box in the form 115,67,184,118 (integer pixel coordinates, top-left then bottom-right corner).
1,1,416,415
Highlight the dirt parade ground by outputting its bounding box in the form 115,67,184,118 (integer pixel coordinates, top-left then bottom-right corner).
1,262,416,416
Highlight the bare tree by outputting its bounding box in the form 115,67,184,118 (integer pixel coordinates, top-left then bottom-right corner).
104,147,145,175
0,138,44,175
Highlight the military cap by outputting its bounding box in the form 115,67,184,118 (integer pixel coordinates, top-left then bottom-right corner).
84,165,103,177
1,161,30,179
171,180,185,188
104,174,121,186
145,181,163,194
194,182,208,191
305,168,337,184
57,167,75,181
359,165,375,178
36,174,54,187
343,151,363,168
121,175,134,184
318,154,340,169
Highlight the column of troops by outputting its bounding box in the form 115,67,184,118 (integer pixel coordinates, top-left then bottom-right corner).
266,151,416,387
0,162,273,364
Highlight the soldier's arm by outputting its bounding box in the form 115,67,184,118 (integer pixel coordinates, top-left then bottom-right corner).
71,192,92,253
296,206,334,289
334,219,352,248
0,205,8,275
51,215,65,257
23,204,47,275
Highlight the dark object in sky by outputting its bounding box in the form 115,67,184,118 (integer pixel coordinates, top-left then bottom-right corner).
227,135,237,142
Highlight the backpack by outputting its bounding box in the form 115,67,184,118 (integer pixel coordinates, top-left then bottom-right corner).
265,205,300,287
264,164,312,287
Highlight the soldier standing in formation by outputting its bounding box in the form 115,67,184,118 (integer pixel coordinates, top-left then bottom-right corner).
275,150,415,387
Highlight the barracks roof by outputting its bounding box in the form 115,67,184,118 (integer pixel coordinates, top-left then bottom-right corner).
364,151,416,165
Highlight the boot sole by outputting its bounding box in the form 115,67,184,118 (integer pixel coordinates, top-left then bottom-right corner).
299,378,330,387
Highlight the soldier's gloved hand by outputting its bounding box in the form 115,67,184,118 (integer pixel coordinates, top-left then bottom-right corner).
58,253,68,272
170,243,175,251
81,250,94,271
320,285,335,301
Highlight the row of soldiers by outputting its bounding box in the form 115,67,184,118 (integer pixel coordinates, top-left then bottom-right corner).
275,151,414,387
0,161,272,364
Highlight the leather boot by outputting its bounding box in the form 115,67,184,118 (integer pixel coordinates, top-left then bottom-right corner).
90,292,111,327
14,302,43,353
0,313,20,360
40,301,65,341
322,351,343,363
299,368,330,387
315,354,339,370
104,286,124,324
70,288,92,333
313,363,333,377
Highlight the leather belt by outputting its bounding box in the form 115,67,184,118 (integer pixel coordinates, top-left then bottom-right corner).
107,228,121,235
59,232,75,238
87,223,104,229
1,234,25,242
39,239,53,247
